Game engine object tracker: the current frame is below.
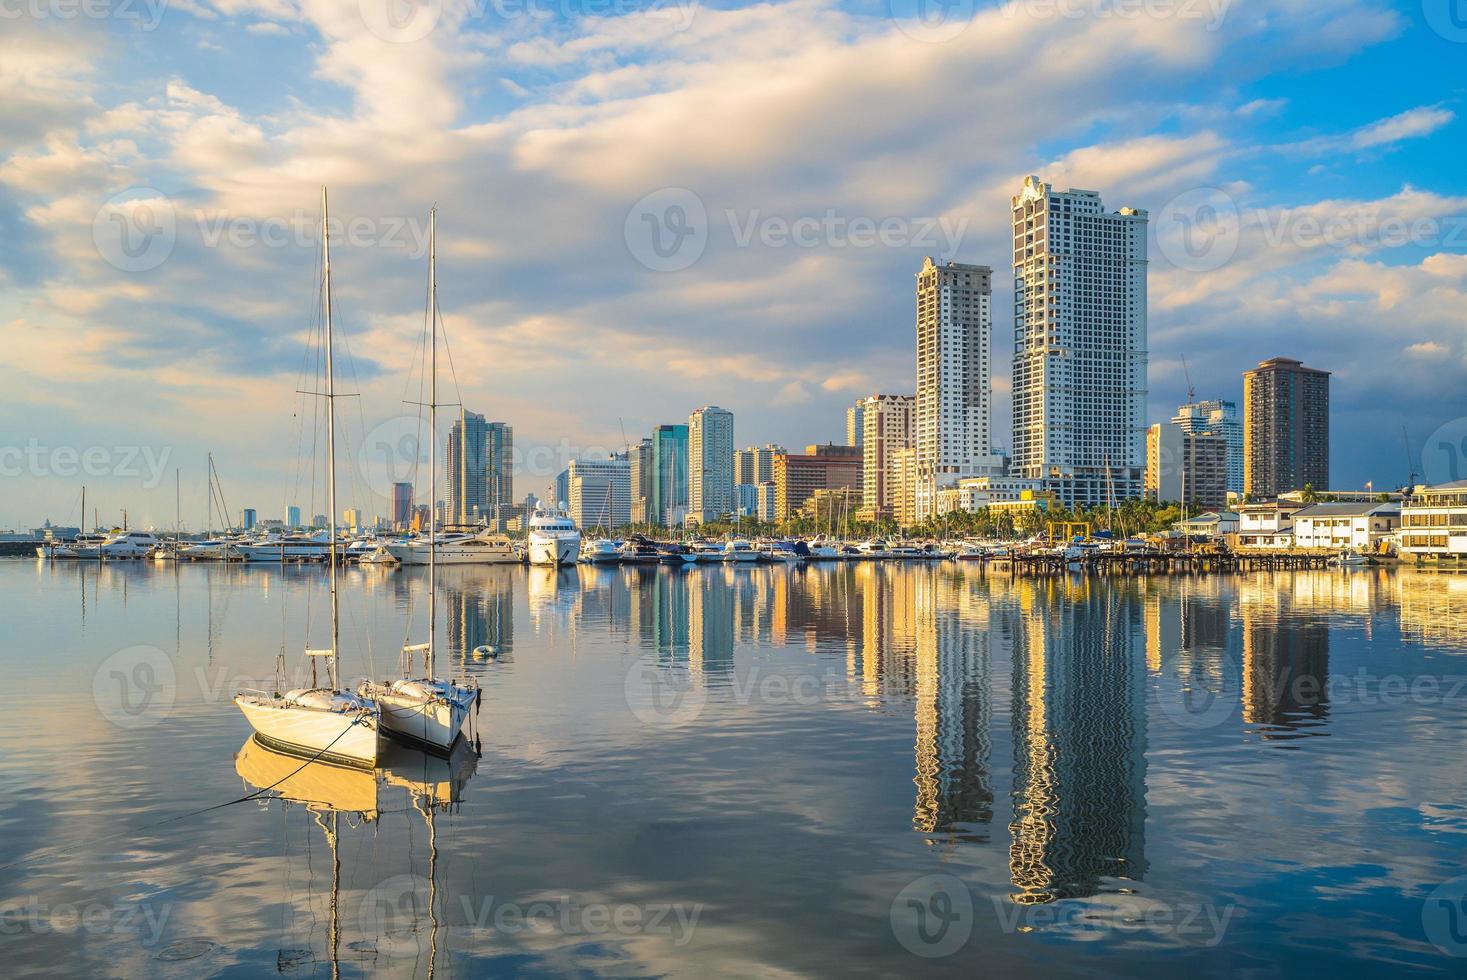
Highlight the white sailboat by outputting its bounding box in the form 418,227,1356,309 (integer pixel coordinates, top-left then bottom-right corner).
360,208,480,755
233,188,381,770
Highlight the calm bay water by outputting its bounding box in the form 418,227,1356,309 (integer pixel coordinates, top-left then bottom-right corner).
2,560,1466,977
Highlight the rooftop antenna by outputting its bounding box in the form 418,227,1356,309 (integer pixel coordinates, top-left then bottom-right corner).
1402,424,1417,490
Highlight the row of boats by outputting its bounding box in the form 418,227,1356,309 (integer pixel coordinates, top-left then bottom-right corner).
578,535,962,564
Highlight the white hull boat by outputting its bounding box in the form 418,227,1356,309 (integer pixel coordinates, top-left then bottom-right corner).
361,678,479,753
527,508,581,567
235,537,332,562
387,532,520,565
580,538,622,564
724,539,760,563
234,690,381,769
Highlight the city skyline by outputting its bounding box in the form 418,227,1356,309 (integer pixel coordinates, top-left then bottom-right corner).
2,5,1464,528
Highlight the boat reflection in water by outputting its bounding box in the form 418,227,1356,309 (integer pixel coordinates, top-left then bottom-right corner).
233,735,478,976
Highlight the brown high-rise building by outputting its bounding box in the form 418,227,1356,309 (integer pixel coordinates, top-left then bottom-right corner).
774,444,862,521
1242,357,1330,498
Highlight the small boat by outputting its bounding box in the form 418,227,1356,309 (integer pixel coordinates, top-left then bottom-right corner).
620,535,662,564
357,545,399,566
1331,550,1370,567
689,541,726,562
724,538,760,563
759,540,802,563
658,542,699,565
855,539,891,559
38,532,108,559
581,538,623,564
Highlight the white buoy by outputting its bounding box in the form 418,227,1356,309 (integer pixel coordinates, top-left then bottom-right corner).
473,644,499,659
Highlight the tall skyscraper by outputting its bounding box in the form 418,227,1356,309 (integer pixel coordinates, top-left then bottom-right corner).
733,444,783,487
855,394,915,522
1011,176,1149,507
485,421,513,513
568,455,631,529
688,406,734,524
629,436,654,524
286,505,301,528
845,401,864,448
651,424,688,527
915,257,1001,520
1173,399,1242,496
446,410,488,523
1243,357,1330,498
390,483,413,528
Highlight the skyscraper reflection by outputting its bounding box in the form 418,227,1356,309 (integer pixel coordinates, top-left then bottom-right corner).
1007,578,1148,904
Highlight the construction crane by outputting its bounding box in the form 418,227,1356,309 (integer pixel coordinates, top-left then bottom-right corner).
1181,354,1196,402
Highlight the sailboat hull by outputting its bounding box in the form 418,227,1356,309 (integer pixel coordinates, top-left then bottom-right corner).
369,688,477,754
234,695,380,769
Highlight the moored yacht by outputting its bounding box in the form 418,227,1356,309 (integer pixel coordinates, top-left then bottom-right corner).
620,535,662,564
580,537,622,564
724,538,759,563
99,529,162,559
387,529,520,565
234,530,332,563
527,508,581,566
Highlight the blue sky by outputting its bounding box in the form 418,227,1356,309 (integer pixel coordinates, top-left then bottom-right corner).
1,0,1464,528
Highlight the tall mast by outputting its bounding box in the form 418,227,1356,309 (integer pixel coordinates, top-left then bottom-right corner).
323,186,340,689
428,207,438,677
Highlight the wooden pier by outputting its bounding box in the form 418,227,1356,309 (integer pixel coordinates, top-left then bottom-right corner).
992,548,1339,577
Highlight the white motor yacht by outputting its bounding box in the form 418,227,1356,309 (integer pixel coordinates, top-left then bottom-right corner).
387,530,520,565
724,538,760,563
99,529,161,559
235,530,333,563
580,538,622,564
527,508,581,566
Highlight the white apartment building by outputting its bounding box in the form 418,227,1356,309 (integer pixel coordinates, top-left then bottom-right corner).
1011,176,1148,507
568,456,632,530
733,444,783,487
855,394,915,522
688,406,734,524
1291,502,1400,551
914,257,1003,521
1237,499,1305,549
953,475,1045,512
1400,481,1467,562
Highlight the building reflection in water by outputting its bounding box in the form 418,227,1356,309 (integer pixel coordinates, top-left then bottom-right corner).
1239,577,1330,739
1007,578,1148,905
909,568,993,842
441,567,514,665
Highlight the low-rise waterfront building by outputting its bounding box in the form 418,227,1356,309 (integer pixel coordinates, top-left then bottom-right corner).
1237,499,1303,549
1400,481,1467,562
1292,502,1400,552
1174,510,1239,538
